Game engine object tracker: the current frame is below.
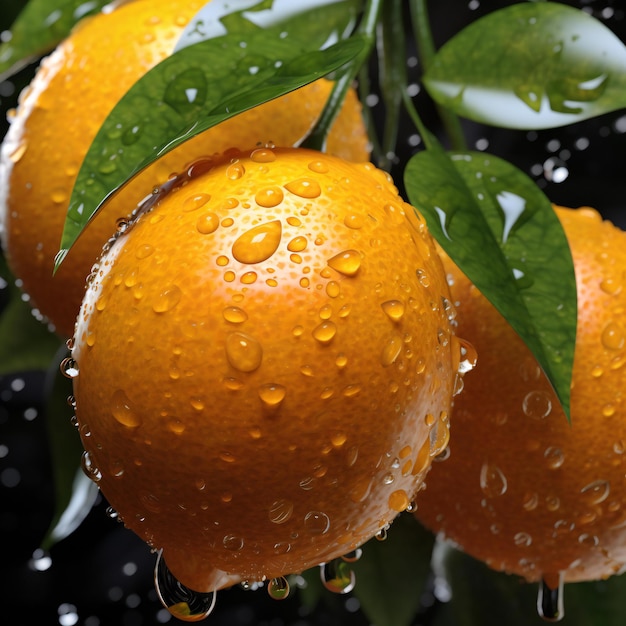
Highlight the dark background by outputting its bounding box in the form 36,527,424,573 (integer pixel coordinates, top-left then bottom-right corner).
1,1,626,625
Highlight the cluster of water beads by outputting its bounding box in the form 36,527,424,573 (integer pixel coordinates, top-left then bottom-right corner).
152,542,368,621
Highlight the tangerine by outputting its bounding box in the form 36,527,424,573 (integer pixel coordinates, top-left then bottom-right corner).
416,206,626,587
70,147,465,607
0,0,369,338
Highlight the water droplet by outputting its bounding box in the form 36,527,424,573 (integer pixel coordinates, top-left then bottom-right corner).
250,148,276,163
601,322,625,350
514,531,533,547
29,548,52,572
344,213,365,229
10,142,27,163
255,186,284,208
267,576,290,600
241,271,257,284
308,160,329,173
341,548,363,563
580,479,610,504
196,212,220,234
287,236,308,252
523,491,539,511
381,334,403,367
327,250,361,276
269,499,293,524
304,511,330,535
381,300,405,322
232,221,282,264
81,450,102,482
326,281,340,298
223,535,244,551
222,306,248,324
537,573,564,622
416,268,430,287
388,489,410,512
312,321,337,345
51,188,67,204
135,244,155,260
375,526,389,541
184,193,211,212
600,277,622,296
226,162,246,180
111,389,141,427
154,551,216,621
153,285,182,313
320,560,356,594
285,178,321,199
60,357,79,379
544,447,565,469
480,463,507,497
522,391,553,419
225,332,263,372
258,383,286,408
454,337,478,374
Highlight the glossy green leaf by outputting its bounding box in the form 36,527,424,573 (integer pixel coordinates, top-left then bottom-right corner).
431,541,626,626
352,514,435,626
57,1,365,268
41,346,97,549
0,0,112,81
404,148,575,419
424,2,626,129
0,256,63,374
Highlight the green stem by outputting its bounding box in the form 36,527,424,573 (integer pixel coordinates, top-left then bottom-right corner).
409,0,467,151
299,0,383,152
377,0,406,170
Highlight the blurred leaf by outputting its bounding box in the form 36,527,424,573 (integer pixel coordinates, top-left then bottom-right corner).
352,514,435,626
58,1,365,268
404,148,576,419
0,256,63,374
430,540,548,626
298,567,326,612
432,540,626,625
424,2,626,129
40,346,96,549
0,0,113,82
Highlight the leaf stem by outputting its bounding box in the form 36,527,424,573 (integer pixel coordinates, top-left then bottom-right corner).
409,0,467,150
299,0,383,152
376,0,407,170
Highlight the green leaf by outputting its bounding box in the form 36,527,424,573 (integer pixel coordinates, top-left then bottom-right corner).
57,1,365,268
424,2,626,129
431,541,626,626
0,256,63,374
404,148,576,419
41,346,97,549
352,514,435,626
0,0,112,81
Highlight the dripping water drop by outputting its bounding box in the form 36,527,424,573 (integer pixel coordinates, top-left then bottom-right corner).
537,573,565,622
154,550,217,622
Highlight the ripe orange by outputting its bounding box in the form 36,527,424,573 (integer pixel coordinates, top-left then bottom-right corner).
416,206,626,585
0,0,370,338
70,147,465,597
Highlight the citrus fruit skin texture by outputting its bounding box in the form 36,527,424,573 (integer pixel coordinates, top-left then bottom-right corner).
0,0,370,339
416,206,626,584
71,147,461,592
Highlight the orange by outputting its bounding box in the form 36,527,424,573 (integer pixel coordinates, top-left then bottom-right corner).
0,0,370,339
69,147,466,603
416,206,626,585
